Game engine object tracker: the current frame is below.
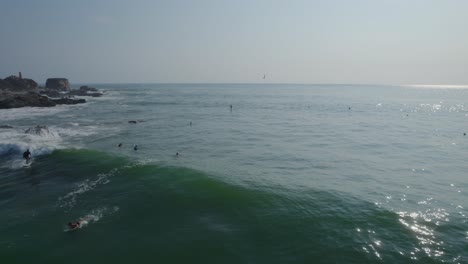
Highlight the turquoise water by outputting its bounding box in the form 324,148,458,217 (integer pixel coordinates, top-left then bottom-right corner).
0,84,467,263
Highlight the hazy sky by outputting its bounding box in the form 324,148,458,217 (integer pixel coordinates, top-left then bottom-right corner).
1,0,467,84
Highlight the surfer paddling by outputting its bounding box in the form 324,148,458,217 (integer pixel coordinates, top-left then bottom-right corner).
68,222,81,230
67,215,95,230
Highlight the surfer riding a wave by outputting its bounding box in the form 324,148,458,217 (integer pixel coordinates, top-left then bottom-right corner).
23,149,31,164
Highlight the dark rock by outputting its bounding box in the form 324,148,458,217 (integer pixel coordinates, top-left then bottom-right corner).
39,89,62,98
46,78,70,91
0,78,14,90
69,85,103,97
52,98,86,105
80,86,98,92
69,89,103,97
0,91,85,109
3,76,38,90
0,125,13,129
0,91,56,109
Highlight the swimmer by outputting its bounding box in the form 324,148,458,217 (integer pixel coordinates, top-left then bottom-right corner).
134,145,138,151
176,152,179,157
118,143,122,148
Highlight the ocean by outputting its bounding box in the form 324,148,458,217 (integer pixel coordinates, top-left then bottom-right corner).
0,84,466,263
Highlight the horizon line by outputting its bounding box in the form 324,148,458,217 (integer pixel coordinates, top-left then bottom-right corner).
66,82,468,88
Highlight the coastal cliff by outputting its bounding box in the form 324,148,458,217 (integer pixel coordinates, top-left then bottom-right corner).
0,74,91,109
45,78,71,91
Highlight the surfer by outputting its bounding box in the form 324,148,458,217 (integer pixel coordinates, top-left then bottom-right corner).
68,222,81,230
230,105,233,111
118,143,122,148
134,145,138,151
23,149,31,163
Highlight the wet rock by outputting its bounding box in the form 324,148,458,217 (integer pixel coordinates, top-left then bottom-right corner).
69,86,103,97
0,91,85,109
39,89,62,98
0,91,56,109
53,98,86,105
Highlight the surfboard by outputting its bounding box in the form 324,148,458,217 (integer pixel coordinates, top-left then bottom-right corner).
23,160,32,167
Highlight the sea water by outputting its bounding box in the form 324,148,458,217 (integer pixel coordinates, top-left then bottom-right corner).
0,84,466,263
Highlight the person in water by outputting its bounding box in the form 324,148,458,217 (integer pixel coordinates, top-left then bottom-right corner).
68,222,80,229
134,145,138,151
23,149,31,163
118,143,122,148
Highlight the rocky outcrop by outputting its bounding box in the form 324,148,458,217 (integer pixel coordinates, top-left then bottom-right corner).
52,98,86,105
79,86,98,92
0,76,38,90
0,79,14,90
0,91,86,109
46,78,70,91
0,91,56,108
69,86,103,97
0,74,98,109
39,89,62,98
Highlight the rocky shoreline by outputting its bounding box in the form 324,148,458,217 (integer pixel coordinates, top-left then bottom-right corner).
0,74,104,109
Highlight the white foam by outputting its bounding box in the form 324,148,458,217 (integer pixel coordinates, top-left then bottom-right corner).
0,105,70,121
404,84,468,89
57,168,119,210
0,128,62,156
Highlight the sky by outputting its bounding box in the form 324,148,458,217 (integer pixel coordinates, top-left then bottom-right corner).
1,0,467,84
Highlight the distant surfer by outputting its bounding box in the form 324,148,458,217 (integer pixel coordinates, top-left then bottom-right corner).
23,149,31,163
134,145,138,151
230,105,233,111
176,152,179,157
118,143,122,148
